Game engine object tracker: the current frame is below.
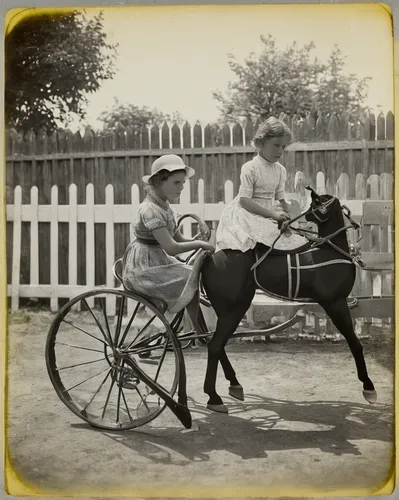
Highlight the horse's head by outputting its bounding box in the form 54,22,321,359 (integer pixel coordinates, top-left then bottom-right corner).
304,186,341,225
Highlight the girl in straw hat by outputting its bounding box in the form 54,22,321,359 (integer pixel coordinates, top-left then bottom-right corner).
122,154,215,342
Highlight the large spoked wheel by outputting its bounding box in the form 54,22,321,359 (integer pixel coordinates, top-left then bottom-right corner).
45,288,183,431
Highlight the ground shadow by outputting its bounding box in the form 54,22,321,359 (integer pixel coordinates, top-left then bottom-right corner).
71,394,394,465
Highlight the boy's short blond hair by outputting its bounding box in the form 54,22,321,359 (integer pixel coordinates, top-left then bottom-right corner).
252,116,294,149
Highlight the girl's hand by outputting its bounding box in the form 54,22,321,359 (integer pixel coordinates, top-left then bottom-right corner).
272,210,290,222
200,241,215,254
153,227,214,257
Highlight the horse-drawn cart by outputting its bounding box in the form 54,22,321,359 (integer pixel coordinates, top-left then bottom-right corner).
45,193,392,431
45,251,305,431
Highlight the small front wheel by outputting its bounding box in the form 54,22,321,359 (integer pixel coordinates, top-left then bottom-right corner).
45,288,183,431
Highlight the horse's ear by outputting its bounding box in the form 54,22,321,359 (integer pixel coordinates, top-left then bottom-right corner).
305,185,319,200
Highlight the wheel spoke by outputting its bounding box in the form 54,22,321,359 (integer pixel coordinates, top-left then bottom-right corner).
61,319,107,346
126,314,159,350
114,295,126,347
118,301,140,348
116,386,122,424
57,357,108,371
83,369,112,411
83,298,112,347
130,332,164,351
63,366,111,392
99,298,115,347
55,342,104,354
116,361,132,424
135,386,150,413
101,369,117,419
99,299,116,347
153,337,169,383
121,390,133,422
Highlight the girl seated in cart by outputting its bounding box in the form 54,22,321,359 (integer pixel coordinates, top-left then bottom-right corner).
121,154,215,345
216,117,308,252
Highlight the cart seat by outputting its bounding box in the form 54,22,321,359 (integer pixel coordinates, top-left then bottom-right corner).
112,258,168,314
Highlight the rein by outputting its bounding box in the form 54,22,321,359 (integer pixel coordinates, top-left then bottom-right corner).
250,205,315,271
250,198,364,272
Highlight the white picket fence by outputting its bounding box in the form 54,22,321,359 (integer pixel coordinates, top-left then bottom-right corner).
6,179,230,312
6,174,384,313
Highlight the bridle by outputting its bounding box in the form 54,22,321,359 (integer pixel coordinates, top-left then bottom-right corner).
250,194,364,271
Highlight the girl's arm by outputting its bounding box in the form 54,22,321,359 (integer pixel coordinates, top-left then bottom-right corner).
240,197,289,221
152,227,213,256
174,228,196,243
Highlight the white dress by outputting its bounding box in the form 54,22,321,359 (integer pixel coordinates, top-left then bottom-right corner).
216,154,308,252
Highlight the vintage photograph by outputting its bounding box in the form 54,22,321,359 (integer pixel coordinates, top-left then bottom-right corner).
4,3,395,497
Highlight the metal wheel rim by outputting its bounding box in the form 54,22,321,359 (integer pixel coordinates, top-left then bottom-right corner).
45,288,182,431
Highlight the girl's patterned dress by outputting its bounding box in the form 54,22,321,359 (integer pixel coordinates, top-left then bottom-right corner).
121,188,206,313
216,154,308,253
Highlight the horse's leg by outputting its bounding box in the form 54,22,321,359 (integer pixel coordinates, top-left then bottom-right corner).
219,348,244,401
319,298,377,403
204,301,250,412
201,249,256,412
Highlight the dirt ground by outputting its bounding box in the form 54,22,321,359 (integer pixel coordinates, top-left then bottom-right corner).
4,309,395,498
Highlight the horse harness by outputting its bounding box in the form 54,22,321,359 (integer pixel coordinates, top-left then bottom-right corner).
253,246,354,301
251,195,366,301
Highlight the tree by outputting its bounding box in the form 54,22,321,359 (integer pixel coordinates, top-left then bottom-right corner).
213,35,371,123
5,10,118,133
98,99,185,131
313,46,371,119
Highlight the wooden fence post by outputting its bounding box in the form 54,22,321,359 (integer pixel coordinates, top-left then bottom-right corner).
69,184,78,310
224,180,234,204
316,171,326,195
86,184,95,308
105,184,116,316
30,186,39,289
50,185,59,311
336,172,349,200
11,186,22,310
179,179,192,237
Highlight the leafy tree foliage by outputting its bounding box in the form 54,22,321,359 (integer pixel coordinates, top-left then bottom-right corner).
213,35,371,123
5,10,117,133
98,99,185,131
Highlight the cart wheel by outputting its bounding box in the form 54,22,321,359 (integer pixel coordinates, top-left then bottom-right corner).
45,288,183,431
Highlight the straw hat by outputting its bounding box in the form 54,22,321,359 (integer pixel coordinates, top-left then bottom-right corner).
142,154,195,184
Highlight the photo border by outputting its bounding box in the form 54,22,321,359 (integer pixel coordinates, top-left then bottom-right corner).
0,1,397,498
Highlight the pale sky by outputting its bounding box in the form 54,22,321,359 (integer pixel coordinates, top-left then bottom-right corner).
71,4,394,131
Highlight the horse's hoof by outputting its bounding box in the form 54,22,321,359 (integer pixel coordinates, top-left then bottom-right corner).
363,390,378,404
229,384,244,401
207,404,229,414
